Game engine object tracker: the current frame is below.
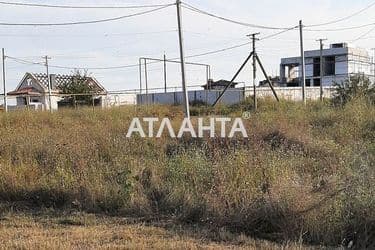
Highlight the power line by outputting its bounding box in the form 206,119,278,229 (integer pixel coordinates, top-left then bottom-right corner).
306,0,375,27
5,26,295,70
50,63,140,70
186,28,297,58
5,30,292,63
183,30,246,40
0,1,172,9
185,42,250,58
7,41,292,71
181,2,292,30
182,1,375,34
185,27,297,58
259,26,299,40
352,25,375,42
6,56,140,70
352,35,375,41
0,30,177,38
0,4,173,26
6,56,44,66
9,43,247,70
306,22,375,32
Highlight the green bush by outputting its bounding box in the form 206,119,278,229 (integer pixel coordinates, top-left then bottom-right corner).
332,74,375,106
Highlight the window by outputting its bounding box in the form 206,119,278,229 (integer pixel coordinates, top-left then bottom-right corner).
324,56,335,76
305,79,311,87
313,79,321,87
313,58,321,77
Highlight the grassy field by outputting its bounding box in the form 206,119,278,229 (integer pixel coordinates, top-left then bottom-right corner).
0,98,373,249
0,207,317,249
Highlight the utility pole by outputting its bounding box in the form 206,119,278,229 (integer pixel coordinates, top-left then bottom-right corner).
247,33,260,110
316,39,327,101
371,48,375,83
139,58,142,94
144,58,148,105
144,59,148,95
176,0,190,119
206,65,210,88
1,48,7,112
44,55,52,112
212,44,279,106
163,53,167,93
299,20,306,105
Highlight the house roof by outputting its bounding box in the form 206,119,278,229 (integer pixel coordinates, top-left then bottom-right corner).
8,86,42,96
12,72,107,95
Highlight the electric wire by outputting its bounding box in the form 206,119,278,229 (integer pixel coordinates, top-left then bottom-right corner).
181,2,292,30
183,0,375,34
259,26,299,40
185,42,250,58
0,1,172,9
183,26,297,59
0,4,173,26
351,25,375,42
6,56,140,70
6,56,45,66
306,22,375,32
0,30,178,38
5,25,296,70
306,0,375,27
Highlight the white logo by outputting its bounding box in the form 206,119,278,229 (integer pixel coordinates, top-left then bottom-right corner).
126,117,248,138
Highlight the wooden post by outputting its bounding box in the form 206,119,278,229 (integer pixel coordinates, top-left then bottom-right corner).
176,0,190,118
299,20,306,104
2,48,7,112
26,95,30,110
73,95,77,109
164,54,167,93
316,38,327,101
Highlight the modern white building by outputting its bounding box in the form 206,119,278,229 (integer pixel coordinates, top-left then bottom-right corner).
280,43,373,87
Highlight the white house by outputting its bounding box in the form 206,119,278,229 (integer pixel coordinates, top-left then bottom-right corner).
8,73,107,111
280,43,373,87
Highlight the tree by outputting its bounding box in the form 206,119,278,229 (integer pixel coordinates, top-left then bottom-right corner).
58,70,99,107
332,74,375,106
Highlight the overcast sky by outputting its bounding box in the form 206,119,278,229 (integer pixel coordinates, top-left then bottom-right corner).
0,0,374,92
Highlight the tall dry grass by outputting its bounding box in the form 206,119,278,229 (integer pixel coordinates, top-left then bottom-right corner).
0,99,373,248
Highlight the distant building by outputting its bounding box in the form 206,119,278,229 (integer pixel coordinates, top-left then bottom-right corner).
8,73,107,111
202,79,239,90
259,76,281,87
280,43,372,87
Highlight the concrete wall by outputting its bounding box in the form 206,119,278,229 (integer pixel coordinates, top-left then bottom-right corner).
104,94,137,107
246,87,335,101
137,90,244,106
43,95,61,111
137,87,335,106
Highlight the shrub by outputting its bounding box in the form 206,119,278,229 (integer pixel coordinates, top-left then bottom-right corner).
332,74,375,106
